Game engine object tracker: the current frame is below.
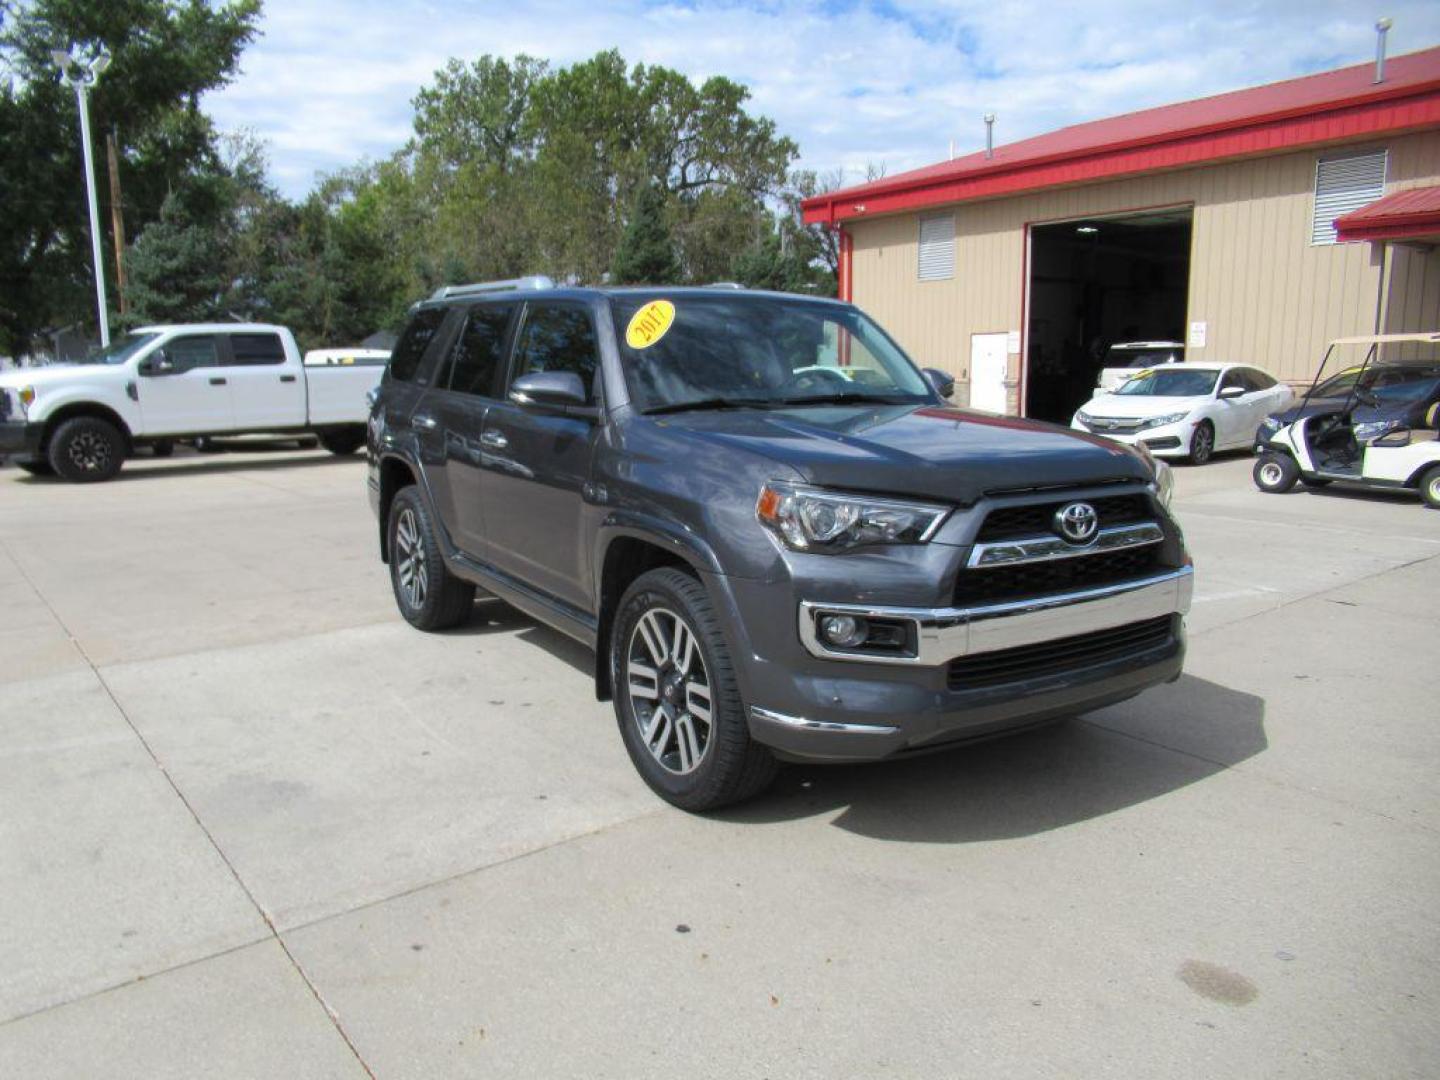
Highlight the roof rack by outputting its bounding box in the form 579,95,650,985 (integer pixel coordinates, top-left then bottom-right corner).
704,281,746,289
430,275,555,301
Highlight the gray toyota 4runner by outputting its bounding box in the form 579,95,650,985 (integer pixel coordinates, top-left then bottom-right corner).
368,279,1193,810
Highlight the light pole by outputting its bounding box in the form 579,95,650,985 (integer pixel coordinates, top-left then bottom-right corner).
52,43,113,348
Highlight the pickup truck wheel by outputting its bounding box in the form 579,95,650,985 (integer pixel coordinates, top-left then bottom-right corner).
48,416,126,482
1420,465,1440,509
1253,453,1299,493
387,487,474,630
319,428,365,455
150,440,175,458
612,568,777,811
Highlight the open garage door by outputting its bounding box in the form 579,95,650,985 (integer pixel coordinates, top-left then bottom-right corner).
1025,208,1192,423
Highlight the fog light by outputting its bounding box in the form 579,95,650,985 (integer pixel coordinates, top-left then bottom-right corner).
819,614,868,648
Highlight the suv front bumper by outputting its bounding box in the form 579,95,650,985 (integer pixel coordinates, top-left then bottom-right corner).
710,565,1192,763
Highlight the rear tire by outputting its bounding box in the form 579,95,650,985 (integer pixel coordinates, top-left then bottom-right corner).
1187,420,1215,466
1253,453,1299,493
387,486,474,630
611,567,777,811
319,427,365,455
48,416,126,482
1420,464,1440,510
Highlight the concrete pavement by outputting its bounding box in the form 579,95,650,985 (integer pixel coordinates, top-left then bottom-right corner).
1,445,1436,1078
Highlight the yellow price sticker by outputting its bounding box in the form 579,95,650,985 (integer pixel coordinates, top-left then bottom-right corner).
625,300,676,350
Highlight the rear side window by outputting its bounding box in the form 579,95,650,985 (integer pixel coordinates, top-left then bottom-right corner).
447,304,516,398
227,333,286,366
389,308,447,383
511,304,599,402
1244,368,1277,390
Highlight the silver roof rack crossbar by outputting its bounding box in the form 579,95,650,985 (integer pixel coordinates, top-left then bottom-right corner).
430,275,556,301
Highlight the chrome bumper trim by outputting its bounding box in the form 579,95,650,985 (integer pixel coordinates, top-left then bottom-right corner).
799,565,1193,667
749,706,899,735
967,522,1163,568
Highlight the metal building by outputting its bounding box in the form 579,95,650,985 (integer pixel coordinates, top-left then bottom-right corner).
801,47,1440,422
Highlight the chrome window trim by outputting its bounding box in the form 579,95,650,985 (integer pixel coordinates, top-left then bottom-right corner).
798,565,1193,667
967,521,1163,568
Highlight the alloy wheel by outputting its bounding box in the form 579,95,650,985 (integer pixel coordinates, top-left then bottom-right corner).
1259,461,1284,487
394,507,428,609
68,430,112,473
625,607,713,775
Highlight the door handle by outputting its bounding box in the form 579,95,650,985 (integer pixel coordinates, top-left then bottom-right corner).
209,377,227,386
480,430,508,450
412,413,438,431
280,374,297,383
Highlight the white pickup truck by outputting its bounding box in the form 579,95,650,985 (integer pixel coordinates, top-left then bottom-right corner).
0,323,386,482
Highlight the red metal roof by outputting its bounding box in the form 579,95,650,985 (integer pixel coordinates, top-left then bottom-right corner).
802,47,1440,226
1334,183,1440,241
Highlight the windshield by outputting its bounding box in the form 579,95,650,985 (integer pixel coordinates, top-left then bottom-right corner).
609,294,932,413
77,333,160,365
1106,347,1182,369
1115,369,1218,397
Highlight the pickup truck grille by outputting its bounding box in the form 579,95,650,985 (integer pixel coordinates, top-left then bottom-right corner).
976,494,1150,542
947,615,1176,690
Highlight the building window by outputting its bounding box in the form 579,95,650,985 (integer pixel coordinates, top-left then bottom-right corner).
918,214,956,280
1311,150,1386,245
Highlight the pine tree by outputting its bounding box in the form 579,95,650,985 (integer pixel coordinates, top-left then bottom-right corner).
611,184,680,285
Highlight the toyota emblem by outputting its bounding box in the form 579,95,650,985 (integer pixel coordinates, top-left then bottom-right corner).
1054,502,1099,544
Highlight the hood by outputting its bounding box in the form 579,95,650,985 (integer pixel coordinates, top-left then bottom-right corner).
1083,393,1209,419
648,404,1150,504
0,364,93,391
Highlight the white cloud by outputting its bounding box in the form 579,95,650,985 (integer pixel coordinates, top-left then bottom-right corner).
203,0,1440,199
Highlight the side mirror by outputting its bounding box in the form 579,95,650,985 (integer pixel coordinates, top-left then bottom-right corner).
139,350,176,376
1219,385,1245,400
510,370,591,412
923,367,955,400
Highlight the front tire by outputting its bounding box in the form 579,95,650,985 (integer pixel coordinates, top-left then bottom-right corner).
386,486,474,630
611,567,777,812
1254,453,1299,493
1420,464,1440,510
1187,420,1215,466
319,427,365,455
48,416,126,482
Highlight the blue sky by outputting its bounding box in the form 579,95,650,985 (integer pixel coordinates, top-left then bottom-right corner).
204,1,1440,200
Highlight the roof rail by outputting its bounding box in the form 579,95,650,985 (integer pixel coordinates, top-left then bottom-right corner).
704,281,746,289
430,275,556,301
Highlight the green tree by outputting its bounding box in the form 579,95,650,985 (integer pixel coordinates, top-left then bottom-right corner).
611,183,679,284
0,0,260,355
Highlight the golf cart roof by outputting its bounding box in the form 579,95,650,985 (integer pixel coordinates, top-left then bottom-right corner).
1330,332,1440,346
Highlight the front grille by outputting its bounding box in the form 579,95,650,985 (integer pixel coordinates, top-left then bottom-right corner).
976,494,1150,543
954,544,1165,605
947,615,1176,690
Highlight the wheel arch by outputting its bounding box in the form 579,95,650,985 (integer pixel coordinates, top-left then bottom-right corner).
377,454,419,562
1407,459,1440,488
592,527,716,702
41,401,135,453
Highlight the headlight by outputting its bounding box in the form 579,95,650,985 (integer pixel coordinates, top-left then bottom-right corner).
756,482,949,553
1140,411,1189,430
1075,410,1092,425
1352,419,1398,442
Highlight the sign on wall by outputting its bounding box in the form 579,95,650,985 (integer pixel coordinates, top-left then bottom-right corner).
1188,321,1208,348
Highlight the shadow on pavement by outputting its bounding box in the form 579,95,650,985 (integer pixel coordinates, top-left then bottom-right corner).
720,674,1265,844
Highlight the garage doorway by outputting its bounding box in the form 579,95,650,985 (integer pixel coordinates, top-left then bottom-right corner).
1024,208,1192,422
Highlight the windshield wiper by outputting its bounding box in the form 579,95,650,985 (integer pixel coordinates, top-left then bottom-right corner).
642,397,779,416
772,393,915,407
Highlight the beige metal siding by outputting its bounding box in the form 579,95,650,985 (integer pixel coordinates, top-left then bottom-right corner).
848,130,1440,411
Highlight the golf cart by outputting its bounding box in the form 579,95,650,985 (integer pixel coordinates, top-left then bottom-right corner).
1253,332,1440,508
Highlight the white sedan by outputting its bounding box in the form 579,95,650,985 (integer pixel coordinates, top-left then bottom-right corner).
1071,362,1293,465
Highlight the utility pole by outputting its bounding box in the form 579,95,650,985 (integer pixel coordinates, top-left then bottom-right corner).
52,44,113,347
106,129,128,315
